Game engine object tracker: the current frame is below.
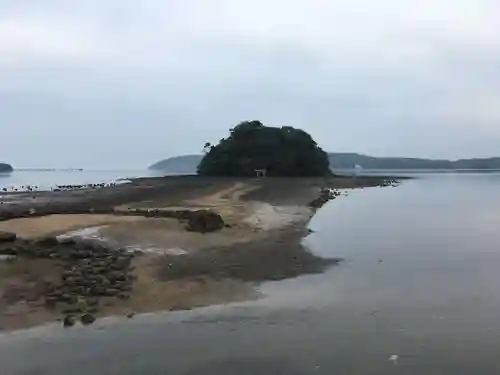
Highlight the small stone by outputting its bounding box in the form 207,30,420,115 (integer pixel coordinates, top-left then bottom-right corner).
108,271,127,282
105,288,120,296
44,297,57,309
57,237,76,245
81,313,96,325
126,311,135,319
117,283,132,292
33,236,59,247
0,231,16,243
63,315,76,327
61,294,78,304
86,297,99,306
90,286,107,296
0,245,17,255
117,293,130,300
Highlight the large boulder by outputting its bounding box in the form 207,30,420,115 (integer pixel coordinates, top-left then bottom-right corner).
186,210,225,233
0,231,16,243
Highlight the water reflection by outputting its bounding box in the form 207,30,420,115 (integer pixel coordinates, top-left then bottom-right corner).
2,173,500,375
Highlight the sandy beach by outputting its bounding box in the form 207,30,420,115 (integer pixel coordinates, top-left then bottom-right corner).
0,175,398,330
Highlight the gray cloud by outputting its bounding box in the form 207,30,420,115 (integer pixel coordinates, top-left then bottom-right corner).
1,0,500,168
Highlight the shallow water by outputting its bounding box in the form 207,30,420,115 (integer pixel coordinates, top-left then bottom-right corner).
0,169,161,191
2,173,500,374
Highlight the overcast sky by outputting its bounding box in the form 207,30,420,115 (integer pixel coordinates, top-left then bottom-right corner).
1,1,499,169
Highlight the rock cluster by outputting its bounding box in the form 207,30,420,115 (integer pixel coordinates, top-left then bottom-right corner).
381,179,400,187
0,236,136,325
1,182,117,193
121,208,225,233
53,182,117,191
0,230,16,243
309,188,342,209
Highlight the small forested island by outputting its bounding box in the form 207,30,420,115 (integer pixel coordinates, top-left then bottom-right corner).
197,121,330,177
0,163,13,173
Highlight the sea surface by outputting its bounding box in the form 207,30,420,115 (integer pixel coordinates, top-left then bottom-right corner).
0,169,163,191
1,172,500,374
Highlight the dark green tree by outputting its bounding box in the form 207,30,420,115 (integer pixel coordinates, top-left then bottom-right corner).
197,121,330,176
202,142,212,154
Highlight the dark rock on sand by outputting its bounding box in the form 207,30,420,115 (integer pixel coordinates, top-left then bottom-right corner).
81,313,96,325
186,210,225,233
0,230,16,243
44,297,58,309
63,315,76,327
0,244,17,255
32,236,59,248
58,237,76,246
117,292,131,300
308,188,341,209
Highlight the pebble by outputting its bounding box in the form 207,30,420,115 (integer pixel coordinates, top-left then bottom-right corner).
81,313,96,325
63,315,76,328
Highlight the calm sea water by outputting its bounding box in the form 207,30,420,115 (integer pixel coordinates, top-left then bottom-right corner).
1,173,500,374
0,170,163,191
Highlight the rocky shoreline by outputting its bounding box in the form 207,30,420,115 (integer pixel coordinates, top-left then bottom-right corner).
0,175,402,330
0,234,136,326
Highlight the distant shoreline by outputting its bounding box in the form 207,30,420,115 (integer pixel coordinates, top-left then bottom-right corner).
333,168,500,175
150,153,500,173
0,169,158,193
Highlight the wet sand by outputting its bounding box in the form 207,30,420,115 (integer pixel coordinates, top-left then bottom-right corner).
0,175,396,330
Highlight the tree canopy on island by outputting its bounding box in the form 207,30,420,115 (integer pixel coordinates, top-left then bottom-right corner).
197,121,330,176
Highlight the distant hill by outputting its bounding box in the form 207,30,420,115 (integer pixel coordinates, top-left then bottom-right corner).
149,154,500,174
328,153,500,170
0,163,13,173
149,155,203,174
